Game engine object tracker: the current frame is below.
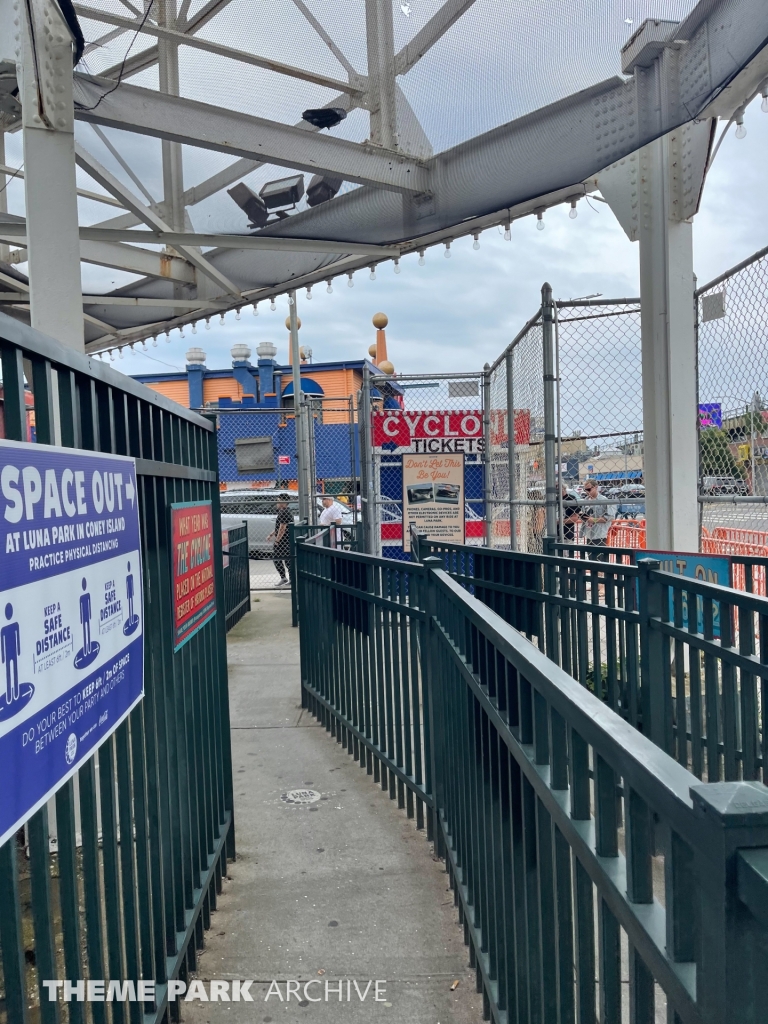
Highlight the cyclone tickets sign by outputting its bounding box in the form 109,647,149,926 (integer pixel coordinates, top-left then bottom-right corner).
372,410,485,454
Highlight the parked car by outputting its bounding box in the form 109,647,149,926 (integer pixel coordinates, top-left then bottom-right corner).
701,475,749,495
220,489,353,556
605,483,645,518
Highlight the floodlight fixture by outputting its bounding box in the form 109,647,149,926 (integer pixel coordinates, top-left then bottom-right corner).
302,107,347,130
259,174,305,210
306,173,343,207
227,182,268,228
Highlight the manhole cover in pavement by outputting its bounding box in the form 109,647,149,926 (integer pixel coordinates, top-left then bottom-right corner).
281,789,322,805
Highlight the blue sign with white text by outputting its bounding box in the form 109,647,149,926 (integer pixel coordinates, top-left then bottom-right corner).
0,440,143,845
637,549,729,637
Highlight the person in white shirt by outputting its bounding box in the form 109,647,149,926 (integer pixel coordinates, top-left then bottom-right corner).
318,495,347,547
318,495,347,525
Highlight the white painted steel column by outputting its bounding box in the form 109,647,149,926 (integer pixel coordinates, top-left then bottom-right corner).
288,292,310,523
638,136,698,551
365,0,398,150
18,2,84,350
0,132,8,263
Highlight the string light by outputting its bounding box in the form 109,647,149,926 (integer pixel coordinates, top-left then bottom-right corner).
118,348,124,359
735,113,747,139
235,308,241,320
369,266,377,280
444,242,451,258
536,209,545,230
503,222,511,241
306,286,312,300
287,294,294,305
192,322,197,334
569,200,578,219
762,84,768,113
179,326,185,338
142,339,148,351
418,249,425,265
252,302,259,316
152,335,158,347
205,317,211,330
472,233,480,250
165,329,171,342
270,298,277,311
219,313,225,325
109,350,115,361
326,279,333,294
393,259,401,274
347,272,354,287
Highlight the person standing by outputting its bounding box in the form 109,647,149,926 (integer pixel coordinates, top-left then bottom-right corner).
319,494,347,547
560,485,582,542
581,479,615,559
267,494,293,588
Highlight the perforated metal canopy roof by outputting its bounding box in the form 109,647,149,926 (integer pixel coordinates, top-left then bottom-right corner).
2,0,768,352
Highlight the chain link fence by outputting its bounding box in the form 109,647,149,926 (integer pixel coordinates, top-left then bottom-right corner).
216,398,360,588
697,245,768,557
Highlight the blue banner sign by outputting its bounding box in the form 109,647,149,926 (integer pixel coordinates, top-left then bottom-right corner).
637,550,729,636
0,440,143,845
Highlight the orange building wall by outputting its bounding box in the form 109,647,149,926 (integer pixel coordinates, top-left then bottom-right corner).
144,380,190,408
203,378,245,404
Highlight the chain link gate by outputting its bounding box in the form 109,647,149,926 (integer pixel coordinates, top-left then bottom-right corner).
216,397,361,588
697,245,768,560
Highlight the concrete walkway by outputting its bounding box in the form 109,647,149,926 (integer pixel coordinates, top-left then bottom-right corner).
184,591,479,1024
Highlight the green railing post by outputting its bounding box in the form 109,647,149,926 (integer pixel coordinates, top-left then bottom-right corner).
290,524,300,627
637,558,673,753
422,557,443,852
691,781,768,1024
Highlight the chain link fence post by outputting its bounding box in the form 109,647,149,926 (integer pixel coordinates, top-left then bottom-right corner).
359,365,375,554
482,362,492,547
542,283,557,541
506,348,517,551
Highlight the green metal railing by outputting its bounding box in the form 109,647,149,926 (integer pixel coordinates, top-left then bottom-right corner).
290,522,364,627
415,537,768,786
0,313,234,1024
222,525,250,632
297,541,768,1024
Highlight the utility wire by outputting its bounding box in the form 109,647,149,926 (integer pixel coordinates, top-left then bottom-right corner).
77,0,155,112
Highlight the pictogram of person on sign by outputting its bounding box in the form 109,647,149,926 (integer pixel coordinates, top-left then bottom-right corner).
74,577,100,669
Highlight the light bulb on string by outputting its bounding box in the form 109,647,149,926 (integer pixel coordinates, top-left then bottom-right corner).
287,293,294,306
326,279,333,294
152,335,158,347
179,326,185,338
270,298,276,311
205,317,211,330
472,233,480,250
219,313,225,325
735,116,747,139
118,348,124,359
142,340,148,351
236,308,241,320
418,249,425,265
503,222,511,241
569,200,578,219
347,272,354,288
252,303,259,316
109,350,115,361
192,322,197,335
369,266,377,280
762,90,768,113
393,259,401,274
165,329,171,342
536,210,545,230
306,286,312,300
444,242,451,258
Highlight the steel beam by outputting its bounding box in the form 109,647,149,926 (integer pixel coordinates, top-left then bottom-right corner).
394,0,478,76
5,236,197,282
19,0,84,350
74,144,242,297
0,221,400,255
366,0,397,149
73,77,431,194
74,5,364,96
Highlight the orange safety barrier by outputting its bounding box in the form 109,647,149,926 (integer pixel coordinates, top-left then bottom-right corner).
607,519,646,549
711,526,768,548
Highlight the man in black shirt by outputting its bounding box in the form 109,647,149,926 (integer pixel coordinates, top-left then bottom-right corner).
267,494,293,588
560,485,582,542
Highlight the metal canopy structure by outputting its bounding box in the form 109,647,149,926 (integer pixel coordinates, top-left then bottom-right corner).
1,0,768,355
